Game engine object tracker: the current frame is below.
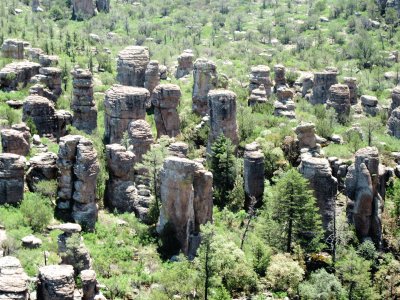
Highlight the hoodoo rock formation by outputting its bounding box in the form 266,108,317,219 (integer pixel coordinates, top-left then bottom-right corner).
248,84,268,106
249,65,272,96
57,135,100,230
274,86,296,119
30,67,62,101
0,154,25,205
273,64,287,91
0,256,29,300
1,128,30,156
295,123,317,150
157,156,213,258
175,50,194,79
144,60,160,94
116,46,150,87
192,58,218,116
243,143,265,204
151,84,181,138
71,68,97,133
327,84,351,124
343,77,358,105
388,107,400,138
310,71,338,105
390,86,400,114
207,89,239,149
1,39,28,59
104,85,150,144
72,0,110,19
26,152,58,191
37,265,75,300
128,119,154,164
361,95,380,117
0,61,41,90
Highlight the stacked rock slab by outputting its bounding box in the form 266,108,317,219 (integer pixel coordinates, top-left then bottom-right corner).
295,123,317,150
345,147,383,246
207,89,239,149
128,119,154,164
117,46,150,87
390,86,400,115
0,154,25,205
151,84,181,138
361,95,379,117
249,65,272,96
327,84,351,124
1,128,30,156
168,142,189,158
71,68,97,133
192,58,218,116
243,143,265,205
0,256,29,300
273,64,287,92
175,49,194,79
274,86,296,119
57,135,100,230
37,265,75,300
388,107,400,138
104,85,150,144
1,39,27,59
248,84,268,106
158,156,213,258
310,71,338,105
30,67,62,101
0,61,41,90
26,152,58,191
344,77,358,105
144,60,160,94
299,155,338,233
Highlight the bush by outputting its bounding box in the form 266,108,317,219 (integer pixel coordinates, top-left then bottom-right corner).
20,193,53,232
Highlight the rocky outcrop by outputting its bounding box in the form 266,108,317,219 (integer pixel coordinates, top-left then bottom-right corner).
168,142,189,158
344,77,358,105
0,61,40,90
26,152,58,191
96,0,110,12
327,84,351,124
249,65,272,96
116,46,150,87
81,270,98,300
295,123,317,150
57,136,100,231
274,86,296,119
151,84,181,138
39,54,59,67
192,58,218,116
0,256,29,300
128,119,154,163
72,0,96,19
22,95,72,138
345,147,383,246
248,84,268,106
273,64,287,91
157,156,213,258
207,89,239,149
244,143,265,204
390,86,400,115
388,107,400,138
30,67,62,101
299,155,338,233
300,73,314,98
175,50,194,79
1,39,28,59
71,68,97,133
1,129,30,156
361,95,380,117
104,85,150,144
310,71,338,105
0,154,25,205
144,60,160,94
37,265,75,300
31,0,42,12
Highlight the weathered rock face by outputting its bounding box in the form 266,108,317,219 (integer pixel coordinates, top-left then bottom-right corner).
300,73,314,98
0,154,25,205
388,107,400,138
248,84,268,106
81,270,97,300
295,123,317,150
37,265,75,300
30,67,62,101
1,39,27,59
22,95,72,138
274,86,296,119
168,142,189,158
39,54,59,67
26,152,58,191
96,0,110,12
175,50,194,79
327,84,351,124
299,155,338,233
344,77,358,105
151,84,181,138
72,0,96,19
57,135,100,230
0,256,29,300
273,64,287,91
1,129,30,156
117,46,150,87
71,68,97,133
390,86,400,115
244,143,265,204
144,60,160,94
361,95,380,117
158,157,213,258
345,147,383,246
31,0,41,12
192,58,218,116
249,65,272,96
207,89,239,149
0,61,41,90
128,119,154,164
104,85,150,144
310,71,338,105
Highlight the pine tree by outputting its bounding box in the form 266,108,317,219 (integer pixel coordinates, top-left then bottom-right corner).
272,168,323,253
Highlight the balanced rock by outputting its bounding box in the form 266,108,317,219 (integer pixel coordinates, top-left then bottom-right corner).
117,46,150,87
26,152,58,191
168,142,189,158
128,119,154,163
30,67,62,101
104,85,150,144
273,64,287,91
327,84,351,124
151,84,181,138
0,154,25,205
37,265,75,300
71,68,97,133
1,39,27,59
344,77,358,105
390,86,400,115
1,129,30,156
0,256,29,300
249,65,272,96
361,95,380,117
192,58,218,116
388,107,400,138
21,234,42,248
144,60,160,94
310,71,338,105
0,61,40,90
295,123,317,150
175,49,194,79
274,86,296,119
158,157,213,258
57,135,100,230
207,89,239,149
244,143,265,204
248,84,268,106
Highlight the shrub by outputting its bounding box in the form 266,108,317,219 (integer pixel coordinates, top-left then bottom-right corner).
20,193,53,232
299,269,346,300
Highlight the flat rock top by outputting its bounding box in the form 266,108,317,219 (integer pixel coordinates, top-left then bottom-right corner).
251,65,270,73
24,95,54,105
80,270,96,281
106,84,150,99
39,265,74,280
54,223,82,233
128,119,153,140
393,86,400,95
194,58,216,69
118,46,149,62
0,61,40,73
208,89,236,99
0,256,28,293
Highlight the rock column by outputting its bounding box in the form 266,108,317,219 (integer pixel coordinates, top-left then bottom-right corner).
175,50,194,79
273,64,287,91
0,154,25,205
1,39,27,59
128,119,154,164
0,256,28,300
244,143,265,205
1,128,30,156
249,65,272,96
344,77,358,105
37,265,75,300
117,46,150,87
144,60,160,94
310,71,338,105
327,84,351,124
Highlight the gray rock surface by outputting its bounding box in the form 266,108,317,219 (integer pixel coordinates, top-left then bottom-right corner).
175,50,194,79
1,39,27,59
37,265,75,300
0,61,40,90
310,71,338,105
26,152,58,191
0,256,29,300
327,84,351,124
361,95,380,117
274,86,296,119
117,46,150,87
388,107,400,138
144,60,160,94
344,77,358,105
30,67,62,101
128,119,154,164
1,129,30,156
295,123,317,150
249,65,272,96
248,84,268,106
243,143,265,204
71,0,96,19
0,154,25,205
273,64,287,91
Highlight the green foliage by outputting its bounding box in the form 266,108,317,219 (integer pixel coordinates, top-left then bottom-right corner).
35,180,58,203
20,193,53,232
357,240,377,261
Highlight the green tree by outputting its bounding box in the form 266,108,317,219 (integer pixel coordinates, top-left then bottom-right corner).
20,193,53,232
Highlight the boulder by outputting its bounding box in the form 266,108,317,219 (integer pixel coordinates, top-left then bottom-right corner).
0,256,29,300
37,265,75,300
116,46,150,87
81,270,97,300
274,86,296,119
26,152,58,191
243,143,265,204
249,65,272,96
344,77,358,105
248,84,268,106
21,235,42,248
127,119,154,164
1,39,27,59
0,61,40,90
390,86,400,115
96,0,110,12
295,123,317,150
175,49,194,79
144,60,160,94
168,142,189,158
310,71,338,105
1,129,30,156
327,84,351,124
361,95,380,117
0,154,25,205
273,64,287,91
39,55,59,67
